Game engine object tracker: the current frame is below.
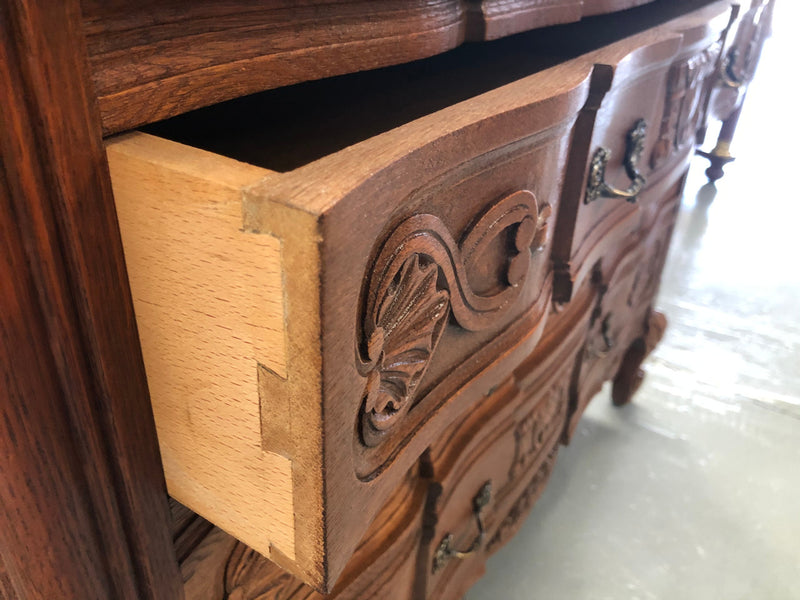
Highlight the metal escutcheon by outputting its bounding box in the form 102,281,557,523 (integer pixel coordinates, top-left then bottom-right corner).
432,480,492,574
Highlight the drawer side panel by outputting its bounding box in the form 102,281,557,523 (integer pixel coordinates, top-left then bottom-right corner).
107,133,298,565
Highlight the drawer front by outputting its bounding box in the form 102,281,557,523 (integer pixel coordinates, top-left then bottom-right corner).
552,32,681,301
417,300,590,600
567,244,646,440
110,56,591,590
308,69,592,587
553,1,732,301
566,188,680,440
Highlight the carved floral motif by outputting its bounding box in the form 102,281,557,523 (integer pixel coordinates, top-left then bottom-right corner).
358,190,550,447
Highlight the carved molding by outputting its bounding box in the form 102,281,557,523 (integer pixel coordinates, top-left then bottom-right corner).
650,41,722,170
358,190,551,447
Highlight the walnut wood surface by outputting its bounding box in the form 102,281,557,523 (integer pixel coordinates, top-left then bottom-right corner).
0,0,181,598
82,0,662,134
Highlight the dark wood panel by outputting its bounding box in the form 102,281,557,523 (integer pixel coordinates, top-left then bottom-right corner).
0,0,181,598
81,0,671,134
83,0,472,134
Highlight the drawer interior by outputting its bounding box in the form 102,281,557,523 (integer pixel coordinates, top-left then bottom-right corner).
142,33,561,172
141,0,716,173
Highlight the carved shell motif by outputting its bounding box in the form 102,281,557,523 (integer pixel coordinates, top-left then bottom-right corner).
361,254,451,446
358,190,550,448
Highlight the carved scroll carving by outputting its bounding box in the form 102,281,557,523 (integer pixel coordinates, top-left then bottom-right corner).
651,41,722,170
358,190,551,447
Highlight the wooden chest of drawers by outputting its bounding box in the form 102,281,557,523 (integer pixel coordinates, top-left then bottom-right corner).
103,0,735,594
0,0,772,599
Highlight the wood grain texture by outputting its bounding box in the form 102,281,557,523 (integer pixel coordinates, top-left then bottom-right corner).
0,0,181,598
84,0,472,134
467,0,584,40
178,467,427,600
107,131,330,588
1,0,766,598
0,554,19,600
82,0,669,134
155,5,753,593
107,135,301,574
104,2,736,593
582,0,656,17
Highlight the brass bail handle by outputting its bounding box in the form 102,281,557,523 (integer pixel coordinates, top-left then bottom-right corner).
586,118,648,204
720,46,753,89
432,480,492,574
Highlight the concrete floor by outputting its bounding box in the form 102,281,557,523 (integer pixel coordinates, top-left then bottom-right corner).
467,5,800,599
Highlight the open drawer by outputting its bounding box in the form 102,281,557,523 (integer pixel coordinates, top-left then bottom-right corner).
105,1,732,591
107,34,591,591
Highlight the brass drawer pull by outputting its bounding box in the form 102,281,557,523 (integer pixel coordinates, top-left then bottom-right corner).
586,118,647,204
432,481,492,573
